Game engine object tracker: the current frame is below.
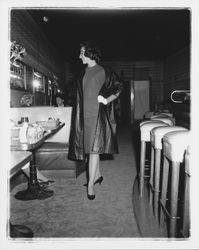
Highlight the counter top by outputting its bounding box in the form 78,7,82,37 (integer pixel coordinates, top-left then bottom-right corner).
11,122,65,151
10,151,32,178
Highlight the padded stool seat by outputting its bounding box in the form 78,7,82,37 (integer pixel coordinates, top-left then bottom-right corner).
163,131,190,162
140,122,168,142
139,121,169,197
150,117,175,126
151,126,188,150
153,112,173,117
139,119,165,127
160,130,190,237
149,126,187,216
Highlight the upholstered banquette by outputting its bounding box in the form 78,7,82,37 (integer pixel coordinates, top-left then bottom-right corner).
10,106,86,177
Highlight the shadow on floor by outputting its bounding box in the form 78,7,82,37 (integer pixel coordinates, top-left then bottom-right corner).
132,176,168,238
130,121,168,238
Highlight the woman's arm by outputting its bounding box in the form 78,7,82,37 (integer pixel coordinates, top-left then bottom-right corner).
98,93,119,105
98,69,123,105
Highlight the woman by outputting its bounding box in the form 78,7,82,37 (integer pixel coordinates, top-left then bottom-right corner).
68,41,123,200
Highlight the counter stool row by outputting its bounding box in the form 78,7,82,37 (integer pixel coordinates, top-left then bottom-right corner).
159,130,190,237
144,111,174,119
139,116,190,238
139,116,175,196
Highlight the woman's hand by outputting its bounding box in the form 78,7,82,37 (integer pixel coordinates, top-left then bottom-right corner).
97,95,108,105
98,93,119,105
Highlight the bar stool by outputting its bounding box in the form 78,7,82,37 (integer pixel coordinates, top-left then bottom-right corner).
151,117,175,126
139,120,167,181
181,145,190,237
139,121,169,197
151,114,172,120
139,119,165,127
154,112,173,117
149,126,188,217
160,130,190,237
144,111,154,119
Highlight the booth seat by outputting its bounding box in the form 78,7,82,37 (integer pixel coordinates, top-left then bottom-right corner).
10,106,86,177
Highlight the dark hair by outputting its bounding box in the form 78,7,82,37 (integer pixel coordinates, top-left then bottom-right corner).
55,93,64,99
80,41,102,63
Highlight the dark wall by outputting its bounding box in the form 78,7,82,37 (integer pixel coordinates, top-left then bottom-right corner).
65,60,164,107
10,9,65,107
163,47,190,100
10,9,65,78
163,47,190,128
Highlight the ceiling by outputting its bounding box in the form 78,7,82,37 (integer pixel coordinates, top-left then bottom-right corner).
28,8,190,61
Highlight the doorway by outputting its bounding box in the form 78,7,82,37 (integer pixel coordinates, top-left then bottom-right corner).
131,80,150,123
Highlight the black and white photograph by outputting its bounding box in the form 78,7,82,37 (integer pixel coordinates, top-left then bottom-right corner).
0,0,199,249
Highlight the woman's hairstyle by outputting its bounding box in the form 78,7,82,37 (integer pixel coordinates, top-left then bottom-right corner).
80,41,102,63
55,93,64,99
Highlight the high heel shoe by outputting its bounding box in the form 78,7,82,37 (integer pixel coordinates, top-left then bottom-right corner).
94,176,103,185
87,186,95,200
84,176,103,187
87,193,95,200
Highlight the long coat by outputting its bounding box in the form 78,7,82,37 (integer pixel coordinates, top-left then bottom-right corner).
68,66,123,161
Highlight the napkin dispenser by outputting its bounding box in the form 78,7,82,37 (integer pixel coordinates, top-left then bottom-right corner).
19,121,29,143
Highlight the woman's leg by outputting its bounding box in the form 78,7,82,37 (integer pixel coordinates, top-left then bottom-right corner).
95,155,101,180
88,153,100,195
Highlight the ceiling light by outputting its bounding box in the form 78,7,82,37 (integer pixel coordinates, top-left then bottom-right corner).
43,16,48,22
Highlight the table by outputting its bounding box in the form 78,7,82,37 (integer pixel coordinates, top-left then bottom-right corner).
10,151,32,178
10,151,34,238
11,122,65,201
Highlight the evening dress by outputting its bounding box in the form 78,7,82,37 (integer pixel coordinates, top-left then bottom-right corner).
83,64,105,153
